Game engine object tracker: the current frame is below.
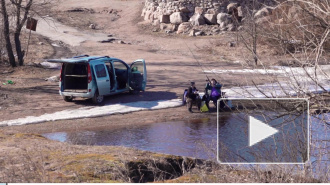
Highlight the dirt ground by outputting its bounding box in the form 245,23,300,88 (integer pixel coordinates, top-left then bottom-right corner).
0,0,326,183
0,0,279,124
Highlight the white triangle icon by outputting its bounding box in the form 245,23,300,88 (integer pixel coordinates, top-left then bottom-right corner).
249,116,279,147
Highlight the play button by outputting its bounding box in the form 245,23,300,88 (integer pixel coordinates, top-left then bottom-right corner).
217,98,309,164
249,116,279,147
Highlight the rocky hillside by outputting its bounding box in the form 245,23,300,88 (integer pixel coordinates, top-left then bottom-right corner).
141,0,275,36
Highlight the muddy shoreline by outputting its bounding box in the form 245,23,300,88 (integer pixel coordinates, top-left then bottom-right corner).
1,105,219,134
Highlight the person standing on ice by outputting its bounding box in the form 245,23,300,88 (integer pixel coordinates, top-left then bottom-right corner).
204,78,222,109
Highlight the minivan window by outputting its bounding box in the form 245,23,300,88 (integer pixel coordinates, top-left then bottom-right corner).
95,64,107,78
113,61,127,70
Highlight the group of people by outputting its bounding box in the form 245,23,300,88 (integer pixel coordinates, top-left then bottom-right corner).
186,78,222,113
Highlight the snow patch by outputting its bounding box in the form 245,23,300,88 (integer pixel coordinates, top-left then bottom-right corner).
40,62,61,69
223,82,330,98
207,65,330,98
51,43,61,47
0,99,183,127
205,68,285,74
45,76,59,82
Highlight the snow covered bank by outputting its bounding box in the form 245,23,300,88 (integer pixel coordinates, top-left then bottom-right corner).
204,68,285,75
223,82,330,98
206,65,330,98
0,99,182,127
205,65,330,78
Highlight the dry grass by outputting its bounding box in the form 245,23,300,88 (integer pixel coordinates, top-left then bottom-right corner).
0,130,326,183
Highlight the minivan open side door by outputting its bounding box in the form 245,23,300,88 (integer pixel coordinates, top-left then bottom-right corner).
92,61,111,95
129,59,147,91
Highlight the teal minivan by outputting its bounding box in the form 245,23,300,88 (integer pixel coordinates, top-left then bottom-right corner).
47,55,147,104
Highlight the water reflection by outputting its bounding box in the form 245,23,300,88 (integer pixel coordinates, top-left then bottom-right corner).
218,111,308,163
310,114,329,180
43,117,228,159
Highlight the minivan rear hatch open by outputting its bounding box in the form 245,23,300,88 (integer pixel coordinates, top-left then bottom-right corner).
47,57,91,93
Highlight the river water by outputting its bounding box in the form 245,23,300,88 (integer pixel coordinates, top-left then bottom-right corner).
43,112,329,179
43,117,218,159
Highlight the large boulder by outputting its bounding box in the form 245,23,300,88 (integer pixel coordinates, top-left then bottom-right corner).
237,6,243,17
227,3,238,13
217,13,235,31
179,6,190,13
159,14,170,23
158,2,166,8
173,6,179,12
171,1,179,6
195,31,204,36
177,22,191,34
159,23,167,30
170,12,188,25
141,8,146,17
160,23,176,31
195,7,204,14
162,8,174,15
219,22,227,30
152,19,160,26
153,11,160,19
144,10,153,22
256,16,271,24
254,7,273,19
217,13,232,25
189,13,205,26
204,14,217,25
213,2,220,7
189,29,196,36
206,8,219,15
227,23,236,31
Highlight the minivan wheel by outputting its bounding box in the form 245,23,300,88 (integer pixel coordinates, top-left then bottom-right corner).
63,96,73,102
92,91,104,104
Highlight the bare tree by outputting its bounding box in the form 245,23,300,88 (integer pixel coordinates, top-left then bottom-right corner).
0,0,16,67
0,0,35,67
0,15,4,63
11,0,33,66
239,0,262,66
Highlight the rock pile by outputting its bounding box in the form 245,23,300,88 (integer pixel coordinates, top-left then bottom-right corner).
141,0,276,35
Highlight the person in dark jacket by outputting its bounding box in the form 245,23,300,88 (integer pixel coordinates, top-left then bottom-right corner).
186,82,201,113
204,79,222,109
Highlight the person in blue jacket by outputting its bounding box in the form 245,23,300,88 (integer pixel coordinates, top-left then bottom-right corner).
204,78,222,109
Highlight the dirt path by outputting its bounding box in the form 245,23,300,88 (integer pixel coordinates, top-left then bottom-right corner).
35,17,110,47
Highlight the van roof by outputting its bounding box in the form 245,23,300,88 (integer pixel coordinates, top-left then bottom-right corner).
47,55,121,64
